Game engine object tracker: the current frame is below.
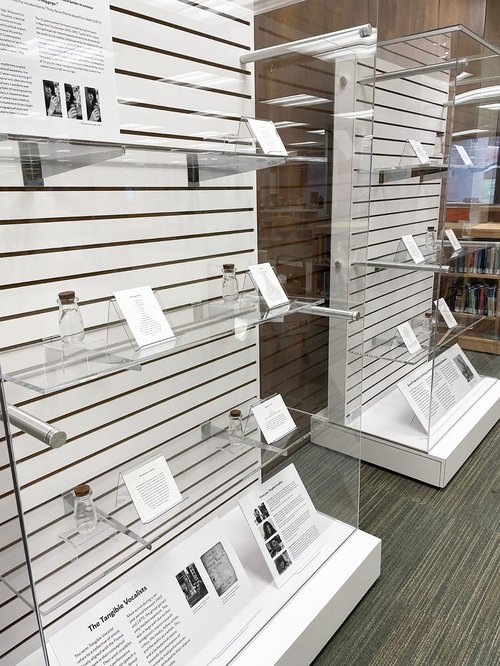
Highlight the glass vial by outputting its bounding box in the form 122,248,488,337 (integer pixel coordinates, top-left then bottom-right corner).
424,226,437,260
222,264,239,302
462,219,472,239
434,131,444,158
228,408,244,446
423,311,435,334
58,290,85,344
73,484,98,534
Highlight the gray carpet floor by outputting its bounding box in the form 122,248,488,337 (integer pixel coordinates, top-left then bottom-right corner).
311,351,500,666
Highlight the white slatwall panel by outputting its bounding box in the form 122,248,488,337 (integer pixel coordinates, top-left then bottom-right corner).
347,49,449,413
0,2,259,663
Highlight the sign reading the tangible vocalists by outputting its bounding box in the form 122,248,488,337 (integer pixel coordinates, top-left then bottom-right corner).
49,520,256,666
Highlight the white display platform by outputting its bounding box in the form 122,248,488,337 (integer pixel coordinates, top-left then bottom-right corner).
17,507,380,666
360,377,500,487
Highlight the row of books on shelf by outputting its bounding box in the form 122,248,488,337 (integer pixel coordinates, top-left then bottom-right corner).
451,247,500,274
444,281,498,317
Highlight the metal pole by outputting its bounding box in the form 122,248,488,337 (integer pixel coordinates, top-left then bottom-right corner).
6,404,67,448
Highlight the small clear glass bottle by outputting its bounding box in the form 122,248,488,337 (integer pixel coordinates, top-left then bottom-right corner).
73,484,98,534
462,219,472,239
222,264,239,302
434,131,444,158
422,311,435,334
58,290,85,344
228,408,244,446
424,226,437,261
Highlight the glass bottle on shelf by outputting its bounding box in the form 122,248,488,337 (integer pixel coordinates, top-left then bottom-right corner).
228,409,244,446
222,264,239,302
422,311,436,334
424,226,437,261
58,290,85,344
434,131,444,158
461,219,472,239
73,484,98,534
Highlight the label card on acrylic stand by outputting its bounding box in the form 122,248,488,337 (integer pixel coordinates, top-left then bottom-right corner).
114,286,174,348
396,322,422,355
407,139,430,164
435,297,458,329
251,394,296,444
239,464,324,587
121,456,183,524
401,234,426,264
445,229,462,252
244,118,288,156
248,262,290,309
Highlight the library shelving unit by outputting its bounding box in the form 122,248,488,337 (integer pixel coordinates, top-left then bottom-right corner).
0,21,380,666
352,26,500,487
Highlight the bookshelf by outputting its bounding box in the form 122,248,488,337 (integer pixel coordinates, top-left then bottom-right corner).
443,212,500,355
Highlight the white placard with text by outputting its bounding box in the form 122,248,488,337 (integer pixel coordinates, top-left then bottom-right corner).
122,456,182,524
408,139,430,164
402,235,426,264
396,322,422,355
248,262,290,309
445,229,462,252
49,519,255,666
455,145,473,166
251,394,296,444
239,464,324,586
114,286,174,349
397,344,480,433
245,118,288,156
0,0,120,142
435,298,459,329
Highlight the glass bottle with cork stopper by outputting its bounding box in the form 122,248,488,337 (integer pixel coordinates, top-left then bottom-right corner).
222,264,239,302
228,408,244,446
73,483,98,534
58,290,85,344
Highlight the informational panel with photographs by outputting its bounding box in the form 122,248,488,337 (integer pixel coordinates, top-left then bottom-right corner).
49,520,256,666
239,464,324,587
0,0,120,140
397,344,480,434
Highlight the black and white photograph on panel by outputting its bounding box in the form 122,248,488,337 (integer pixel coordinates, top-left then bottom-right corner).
265,534,284,558
200,542,238,597
259,519,277,541
64,83,83,120
84,86,101,122
252,502,270,525
43,80,62,117
274,551,292,575
453,353,475,382
175,563,209,608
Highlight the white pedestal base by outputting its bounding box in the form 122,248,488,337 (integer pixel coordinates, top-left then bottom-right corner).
360,377,500,487
231,529,381,666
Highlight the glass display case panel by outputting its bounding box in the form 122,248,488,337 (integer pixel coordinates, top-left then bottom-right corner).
360,26,500,455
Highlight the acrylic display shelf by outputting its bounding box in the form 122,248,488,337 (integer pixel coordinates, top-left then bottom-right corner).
6,404,334,616
0,133,326,186
349,313,485,365
2,294,323,395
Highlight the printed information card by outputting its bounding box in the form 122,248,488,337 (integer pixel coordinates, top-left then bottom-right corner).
249,262,290,309
49,519,256,666
251,394,296,444
245,118,288,156
435,297,459,329
445,228,462,252
239,464,324,587
402,234,426,264
396,321,422,355
0,0,120,141
122,456,183,524
397,344,480,433
114,286,175,349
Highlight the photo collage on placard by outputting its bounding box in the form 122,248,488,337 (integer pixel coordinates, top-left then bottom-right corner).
42,80,101,122
255,503,292,576
175,541,239,610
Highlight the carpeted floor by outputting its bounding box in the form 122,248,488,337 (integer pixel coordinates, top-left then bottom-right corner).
311,352,500,666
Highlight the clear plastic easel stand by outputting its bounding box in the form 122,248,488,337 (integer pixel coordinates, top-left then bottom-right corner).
242,267,292,321
398,139,430,167
106,290,176,361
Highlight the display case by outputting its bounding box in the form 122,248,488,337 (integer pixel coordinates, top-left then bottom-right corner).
354,25,500,487
0,4,380,664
